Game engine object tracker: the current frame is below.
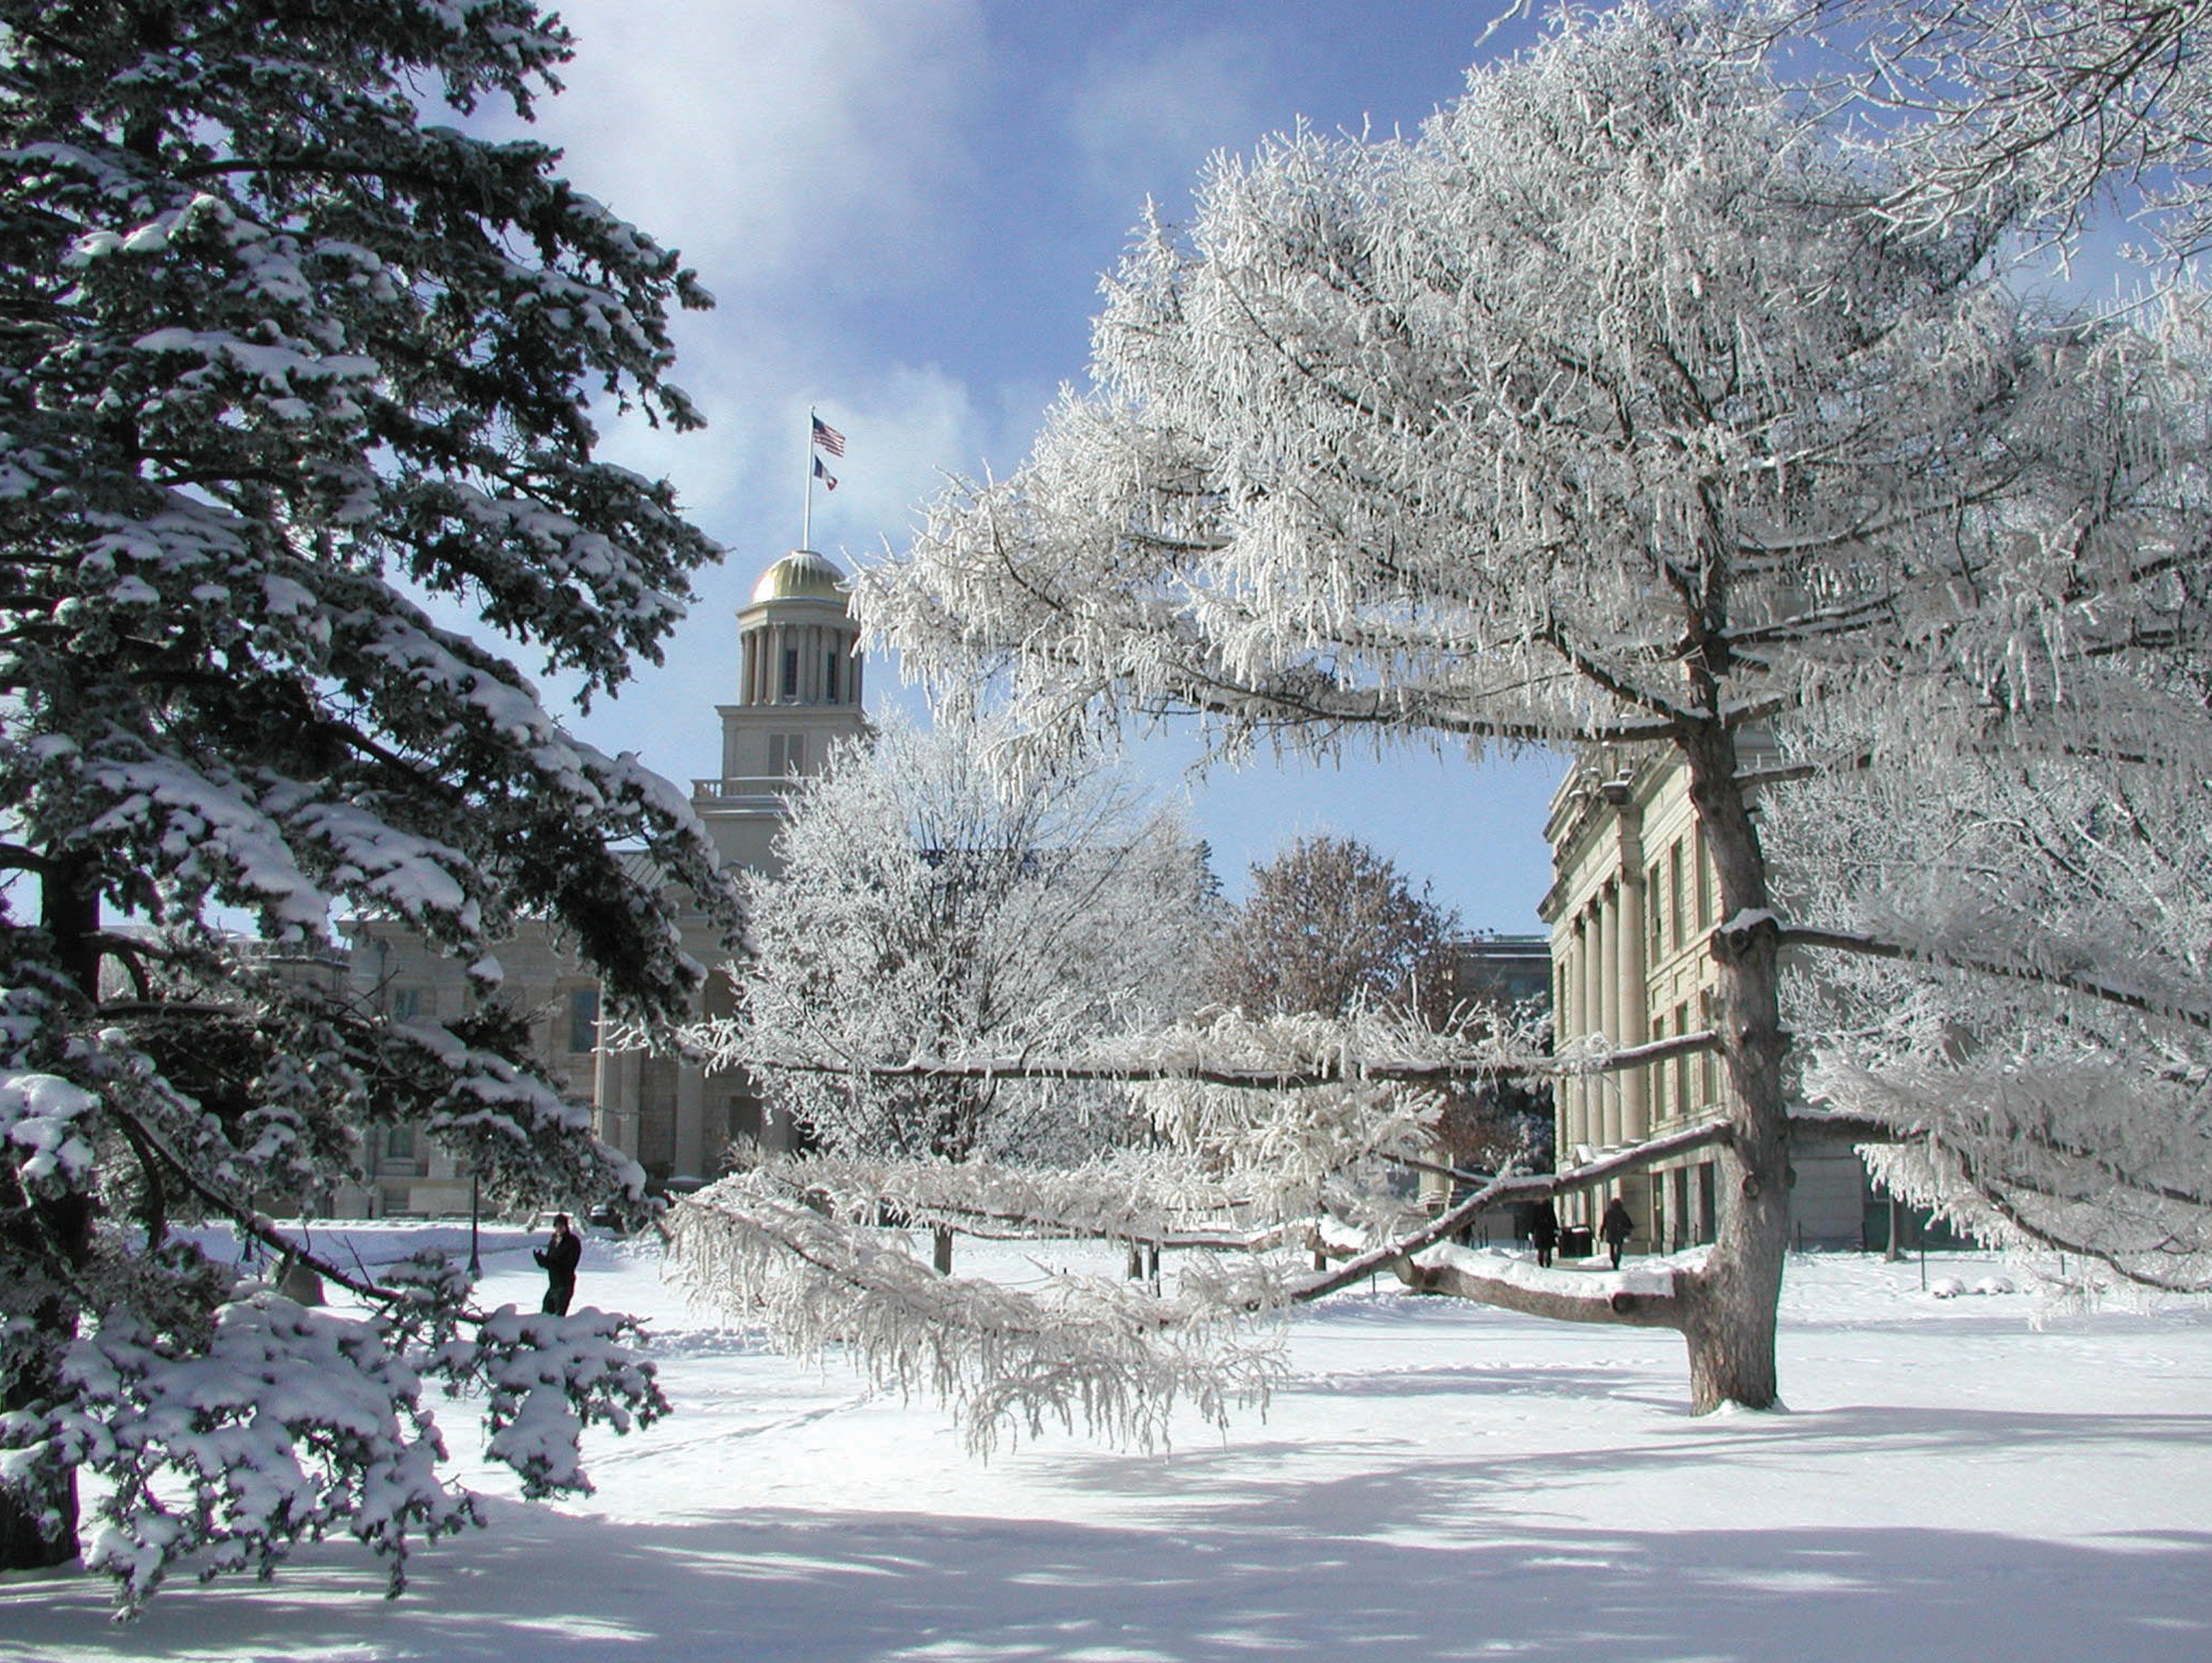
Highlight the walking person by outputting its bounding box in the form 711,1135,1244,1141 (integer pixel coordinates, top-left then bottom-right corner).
1530,1197,1559,1268
534,1212,582,1315
1599,1195,1633,1270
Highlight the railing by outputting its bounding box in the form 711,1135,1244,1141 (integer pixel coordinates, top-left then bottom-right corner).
691,775,800,806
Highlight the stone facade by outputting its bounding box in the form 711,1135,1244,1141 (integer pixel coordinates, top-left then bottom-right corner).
1539,745,1868,1253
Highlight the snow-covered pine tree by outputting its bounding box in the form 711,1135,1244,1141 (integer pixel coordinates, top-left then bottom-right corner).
0,0,728,1604
853,2,2210,1410
689,708,1213,1275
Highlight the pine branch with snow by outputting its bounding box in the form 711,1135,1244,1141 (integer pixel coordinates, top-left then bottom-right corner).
0,0,722,1586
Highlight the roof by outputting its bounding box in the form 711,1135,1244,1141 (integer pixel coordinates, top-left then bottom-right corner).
749,548,848,605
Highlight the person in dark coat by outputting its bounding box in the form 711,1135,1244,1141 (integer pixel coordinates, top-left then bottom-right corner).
534,1213,582,1315
1599,1196,1633,1269
1530,1197,1559,1267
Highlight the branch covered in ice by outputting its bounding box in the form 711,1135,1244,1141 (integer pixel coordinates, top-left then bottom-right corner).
667,1173,1282,1456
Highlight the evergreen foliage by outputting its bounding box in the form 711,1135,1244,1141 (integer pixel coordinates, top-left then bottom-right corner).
0,0,724,1602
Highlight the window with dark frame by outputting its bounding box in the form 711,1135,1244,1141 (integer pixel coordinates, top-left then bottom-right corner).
568,986,600,1054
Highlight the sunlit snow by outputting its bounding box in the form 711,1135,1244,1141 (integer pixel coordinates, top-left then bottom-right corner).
2,1226,2205,1661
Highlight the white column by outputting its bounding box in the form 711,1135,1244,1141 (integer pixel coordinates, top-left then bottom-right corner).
1570,926,1590,1153
1600,883,1623,1147
1583,901,1605,1145
1619,868,1649,1143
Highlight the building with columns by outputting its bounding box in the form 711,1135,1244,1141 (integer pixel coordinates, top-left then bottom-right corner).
1540,744,1867,1253
343,548,867,1211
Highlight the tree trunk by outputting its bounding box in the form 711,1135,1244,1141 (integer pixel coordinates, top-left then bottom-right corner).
0,855,99,1569
931,1224,954,1276
1678,724,1793,1413
0,1327,80,1569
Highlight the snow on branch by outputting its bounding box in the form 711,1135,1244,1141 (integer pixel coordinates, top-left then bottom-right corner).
736,1150,1274,1251
1772,921,2212,1032
33,1287,479,1616
661,1115,1753,1460
728,1005,1699,1093
666,1174,1283,1456
1285,1118,1733,1313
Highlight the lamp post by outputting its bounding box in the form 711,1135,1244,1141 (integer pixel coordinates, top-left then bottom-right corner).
468,1171,482,1280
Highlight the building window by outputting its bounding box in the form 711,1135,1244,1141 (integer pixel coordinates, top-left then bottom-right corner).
384,1125,415,1161
724,1095,765,1169
568,986,600,1054
1668,840,1685,953
1650,1010,1667,1119
392,987,422,1021
1694,823,1713,930
769,732,805,775
1700,989,1719,1105
1673,1000,1690,1114
824,651,839,703
781,647,799,699
1647,864,1663,956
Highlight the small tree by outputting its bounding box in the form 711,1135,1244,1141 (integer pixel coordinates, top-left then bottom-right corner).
0,0,724,1603
1214,835,1459,1025
711,710,1213,1271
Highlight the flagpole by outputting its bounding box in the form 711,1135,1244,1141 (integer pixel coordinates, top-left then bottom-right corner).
802,408,815,551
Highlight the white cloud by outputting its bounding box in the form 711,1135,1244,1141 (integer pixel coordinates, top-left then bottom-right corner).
521,0,987,295
1062,30,1272,206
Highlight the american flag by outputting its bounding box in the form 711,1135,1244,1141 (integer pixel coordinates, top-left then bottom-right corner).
810,414,846,457
813,454,837,491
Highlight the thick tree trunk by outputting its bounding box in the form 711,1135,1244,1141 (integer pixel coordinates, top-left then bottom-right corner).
0,856,99,1569
931,1224,954,1275
1677,724,1793,1413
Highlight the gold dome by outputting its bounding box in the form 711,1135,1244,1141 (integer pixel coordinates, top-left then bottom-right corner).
749,548,848,605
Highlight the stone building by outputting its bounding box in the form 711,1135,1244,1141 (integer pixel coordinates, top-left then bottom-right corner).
1539,744,1867,1253
342,547,868,1212
1417,932,1555,1239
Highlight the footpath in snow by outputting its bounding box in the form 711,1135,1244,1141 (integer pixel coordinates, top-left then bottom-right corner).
1,1229,2207,1663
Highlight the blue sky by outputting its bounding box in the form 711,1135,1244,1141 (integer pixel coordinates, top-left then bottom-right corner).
506,0,1560,930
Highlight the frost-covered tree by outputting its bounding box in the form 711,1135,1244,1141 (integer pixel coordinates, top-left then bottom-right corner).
853,2,2209,1411
0,0,726,1602
1793,0,2212,257
1762,650,2212,1288
1213,835,1459,1025
1211,835,1540,1180
701,710,1212,1272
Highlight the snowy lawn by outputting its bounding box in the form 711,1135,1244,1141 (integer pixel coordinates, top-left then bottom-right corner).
3,1229,2207,1662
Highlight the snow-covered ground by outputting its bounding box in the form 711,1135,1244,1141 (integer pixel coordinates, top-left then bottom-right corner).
4,1227,2208,1661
